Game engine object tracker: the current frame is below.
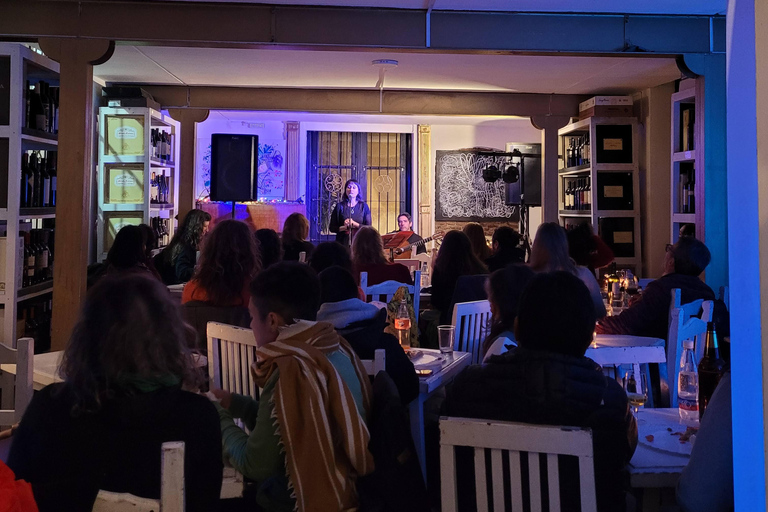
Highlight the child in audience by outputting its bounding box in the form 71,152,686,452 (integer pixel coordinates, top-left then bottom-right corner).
444,271,636,512
213,262,373,512
8,274,222,512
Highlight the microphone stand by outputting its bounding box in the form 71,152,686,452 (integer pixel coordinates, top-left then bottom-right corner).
346,199,353,250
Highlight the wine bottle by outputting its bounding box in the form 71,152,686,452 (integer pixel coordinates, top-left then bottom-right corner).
34,82,47,132
24,80,31,129
40,153,51,207
20,153,30,208
28,152,39,207
698,322,726,419
24,231,35,286
688,168,695,213
150,172,158,203
47,151,57,207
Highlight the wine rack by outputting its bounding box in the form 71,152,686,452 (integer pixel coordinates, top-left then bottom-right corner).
96,106,179,262
558,116,642,272
670,79,702,242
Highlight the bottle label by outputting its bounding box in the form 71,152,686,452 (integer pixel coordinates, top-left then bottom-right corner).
678,397,699,412
394,318,410,330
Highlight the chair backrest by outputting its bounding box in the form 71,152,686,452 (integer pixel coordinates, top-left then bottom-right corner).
360,349,386,376
206,321,259,399
360,271,421,323
93,441,185,512
0,338,34,427
182,301,250,353
451,300,492,364
667,288,714,407
440,417,596,512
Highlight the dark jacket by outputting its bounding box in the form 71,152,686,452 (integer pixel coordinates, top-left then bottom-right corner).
596,273,726,340
8,383,223,512
329,201,372,247
282,240,315,262
443,347,637,512
484,249,525,273
154,244,196,285
318,299,419,405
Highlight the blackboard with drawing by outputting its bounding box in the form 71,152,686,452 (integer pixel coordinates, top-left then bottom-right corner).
435,150,519,221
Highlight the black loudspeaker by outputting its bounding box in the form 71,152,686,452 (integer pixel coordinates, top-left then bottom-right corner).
504,142,542,206
210,133,259,202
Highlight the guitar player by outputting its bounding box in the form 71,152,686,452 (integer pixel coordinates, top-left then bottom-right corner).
394,212,426,255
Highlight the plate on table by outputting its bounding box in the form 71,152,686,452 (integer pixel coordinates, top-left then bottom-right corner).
407,350,444,370
638,425,696,456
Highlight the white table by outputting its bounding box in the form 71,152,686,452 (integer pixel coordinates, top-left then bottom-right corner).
629,408,691,512
408,348,471,480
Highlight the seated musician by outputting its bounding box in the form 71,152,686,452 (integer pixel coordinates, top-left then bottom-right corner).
394,212,425,255
213,262,374,512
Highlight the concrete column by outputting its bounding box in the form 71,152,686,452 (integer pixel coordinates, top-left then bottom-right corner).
284,121,300,201
37,38,113,351
725,0,766,507
530,115,570,225
417,125,432,238
167,108,209,222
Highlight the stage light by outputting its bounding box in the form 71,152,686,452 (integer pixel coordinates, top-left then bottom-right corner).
482,165,501,183
502,164,520,184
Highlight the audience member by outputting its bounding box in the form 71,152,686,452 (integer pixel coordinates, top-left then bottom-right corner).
431,230,488,325
88,225,161,287
484,225,525,272
444,271,637,512
676,372,733,512
213,262,373,512
567,222,615,272
182,219,260,307
317,266,419,405
482,264,535,362
8,275,222,512
529,222,606,318
596,237,726,339
352,226,412,286
154,209,211,285
281,212,314,262
254,228,281,269
309,241,353,274
462,222,492,262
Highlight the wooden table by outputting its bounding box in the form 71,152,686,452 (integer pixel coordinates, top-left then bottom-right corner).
408,348,471,480
628,408,691,511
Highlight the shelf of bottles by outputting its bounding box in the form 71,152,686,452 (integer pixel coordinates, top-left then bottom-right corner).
558,116,642,271
670,82,700,242
97,107,179,262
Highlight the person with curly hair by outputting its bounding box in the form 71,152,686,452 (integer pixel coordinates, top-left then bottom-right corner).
182,219,261,307
8,274,223,512
154,209,211,285
281,212,314,262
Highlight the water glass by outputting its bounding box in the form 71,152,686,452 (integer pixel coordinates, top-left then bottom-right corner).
438,325,455,354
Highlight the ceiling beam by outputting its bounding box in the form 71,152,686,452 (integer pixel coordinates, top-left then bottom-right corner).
0,0,724,55
132,85,586,117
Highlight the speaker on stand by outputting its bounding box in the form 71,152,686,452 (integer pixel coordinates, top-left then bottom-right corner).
210,133,259,217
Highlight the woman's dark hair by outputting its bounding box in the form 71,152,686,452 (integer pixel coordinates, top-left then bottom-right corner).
318,266,359,304
516,271,596,357
309,242,352,274
282,213,309,245
138,223,157,258
485,264,535,346
529,222,576,274
352,226,387,266
433,230,487,279
60,274,201,413
671,236,711,276
566,222,594,268
341,179,365,203
250,262,320,322
163,209,211,265
255,228,281,269
107,225,148,271
462,222,492,262
194,219,260,304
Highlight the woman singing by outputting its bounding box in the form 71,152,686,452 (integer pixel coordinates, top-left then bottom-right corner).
329,179,372,247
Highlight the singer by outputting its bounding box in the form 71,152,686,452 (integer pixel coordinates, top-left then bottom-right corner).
329,179,372,247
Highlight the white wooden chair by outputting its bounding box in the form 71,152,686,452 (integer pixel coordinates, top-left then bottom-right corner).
206,321,259,400
440,417,597,512
93,441,185,512
360,348,386,376
451,300,492,364
0,337,34,429
360,270,421,324
666,288,713,407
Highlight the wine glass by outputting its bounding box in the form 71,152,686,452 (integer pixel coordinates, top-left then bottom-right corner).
623,370,648,424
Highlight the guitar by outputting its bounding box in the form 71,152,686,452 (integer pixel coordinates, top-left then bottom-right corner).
393,231,445,259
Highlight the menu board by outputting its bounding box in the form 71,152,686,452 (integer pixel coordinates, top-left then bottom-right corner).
105,115,145,156
105,164,144,204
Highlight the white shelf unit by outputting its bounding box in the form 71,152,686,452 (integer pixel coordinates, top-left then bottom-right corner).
97,107,179,262
557,116,642,273
0,43,59,348
670,79,703,243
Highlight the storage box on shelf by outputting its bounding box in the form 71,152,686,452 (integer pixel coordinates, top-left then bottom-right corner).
97,107,180,262
670,79,701,242
0,43,58,349
558,116,642,274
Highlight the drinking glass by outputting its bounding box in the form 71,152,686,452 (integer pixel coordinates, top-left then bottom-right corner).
437,325,455,354
624,370,648,424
